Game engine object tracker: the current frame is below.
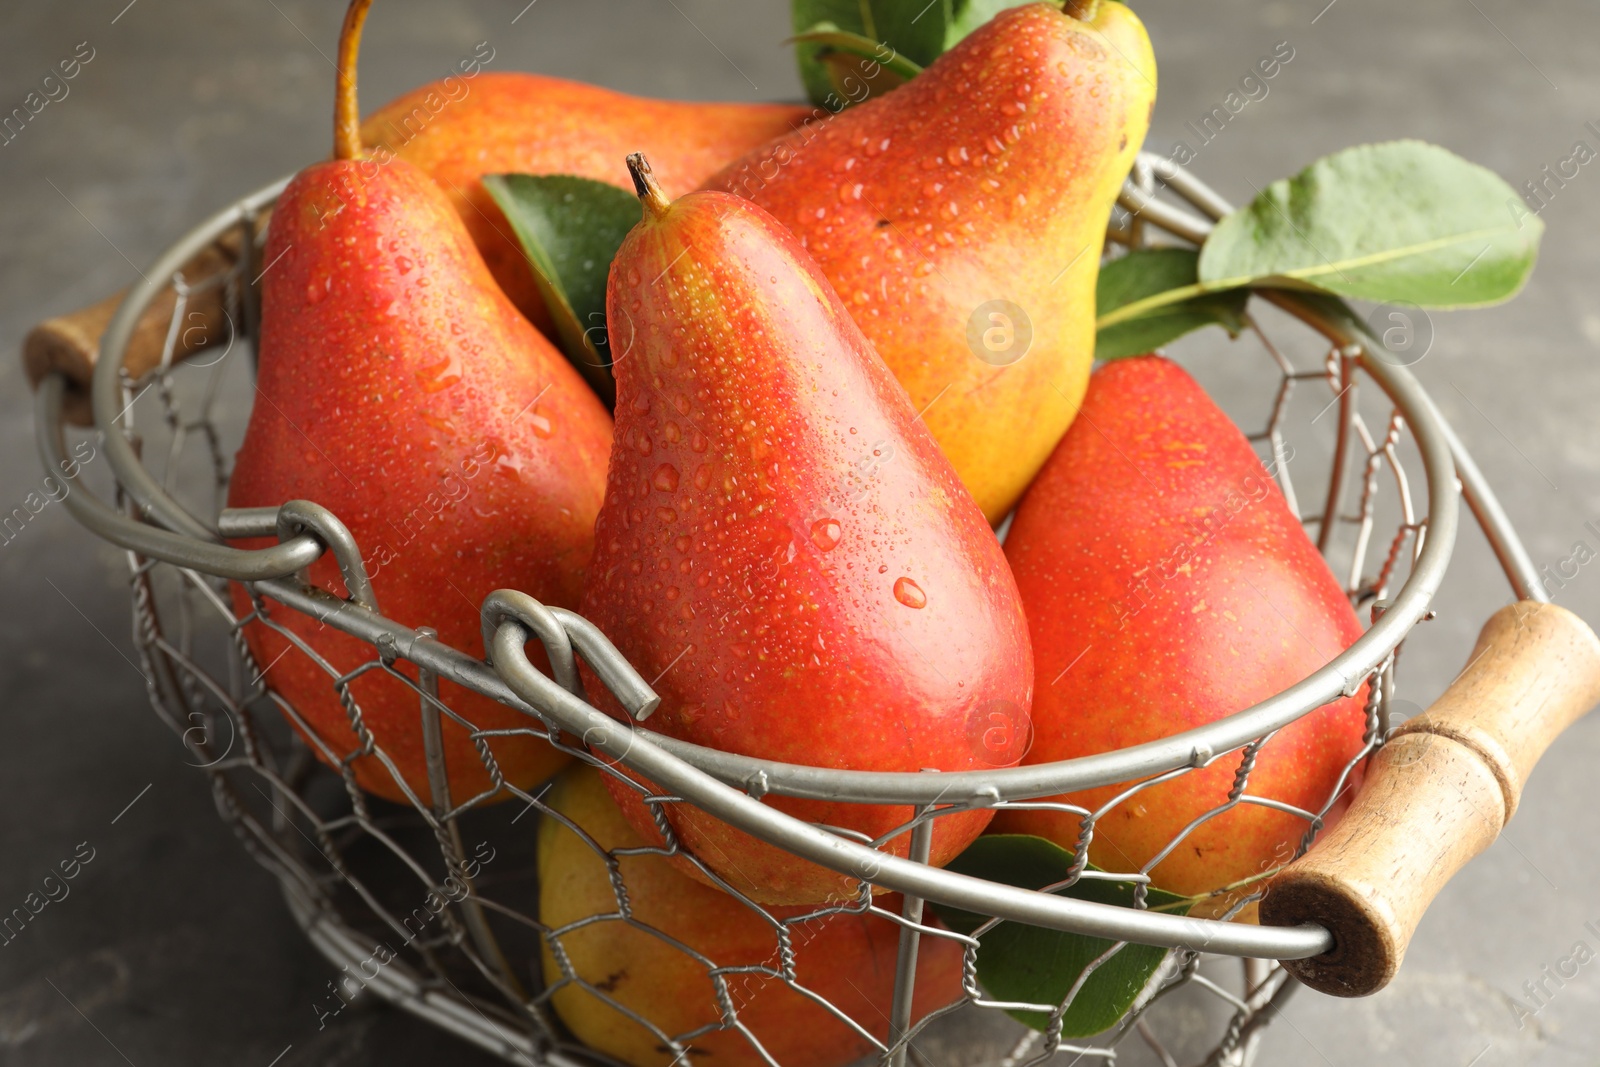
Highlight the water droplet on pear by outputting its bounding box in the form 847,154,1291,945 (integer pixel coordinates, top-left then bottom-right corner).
893,577,927,609
810,519,841,552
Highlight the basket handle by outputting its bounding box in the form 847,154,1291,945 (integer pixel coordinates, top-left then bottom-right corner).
1261,600,1600,996
22,217,263,427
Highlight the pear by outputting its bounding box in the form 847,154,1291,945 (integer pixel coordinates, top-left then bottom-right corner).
578,156,1033,906
994,356,1370,898
538,765,965,1067
226,0,611,805
708,1,1158,521
362,75,812,330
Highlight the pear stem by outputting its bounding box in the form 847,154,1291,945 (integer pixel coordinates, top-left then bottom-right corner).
334,0,375,161
627,153,672,220
1061,0,1101,21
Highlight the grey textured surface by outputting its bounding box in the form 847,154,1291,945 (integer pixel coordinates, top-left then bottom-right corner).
1,0,1597,1064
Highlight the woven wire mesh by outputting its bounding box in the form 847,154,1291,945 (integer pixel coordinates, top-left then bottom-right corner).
60,162,1465,1067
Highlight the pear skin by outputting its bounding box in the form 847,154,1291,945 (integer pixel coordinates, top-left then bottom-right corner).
579,157,1033,905
362,74,812,329
539,765,965,1067
994,357,1369,897
227,0,611,806
708,2,1158,521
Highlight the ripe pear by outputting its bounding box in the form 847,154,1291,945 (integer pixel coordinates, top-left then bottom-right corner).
578,156,1033,905
993,356,1369,898
226,0,611,805
708,1,1157,521
362,74,812,330
539,764,965,1067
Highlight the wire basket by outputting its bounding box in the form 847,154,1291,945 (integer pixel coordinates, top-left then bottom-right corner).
30,153,1559,1067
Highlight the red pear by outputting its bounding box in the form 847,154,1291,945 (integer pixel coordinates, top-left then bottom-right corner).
226,0,611,805
362,74,812,329
994,356,1369,898
579,156,1033,906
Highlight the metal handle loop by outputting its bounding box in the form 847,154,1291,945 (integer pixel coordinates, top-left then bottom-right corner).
479,589,582,697
90,178,289,542
272,500,379,613
34,374,326,583
550,606,661,722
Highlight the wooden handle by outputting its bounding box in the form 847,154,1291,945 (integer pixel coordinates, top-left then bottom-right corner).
1261,601,1600,996
23,216,263,427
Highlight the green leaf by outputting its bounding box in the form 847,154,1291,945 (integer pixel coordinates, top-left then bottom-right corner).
791,0,949,108
789,0,1030,108
483,174,641,408
789,27,924,81
870,0,951,68
932,835,1190,1037
816,50,913,109
792,0,866,106
1098,248,1207,314
1095,249,1248,360
1198,140,1544,309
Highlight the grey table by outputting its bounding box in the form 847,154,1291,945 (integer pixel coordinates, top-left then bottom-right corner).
1,0,1596,1064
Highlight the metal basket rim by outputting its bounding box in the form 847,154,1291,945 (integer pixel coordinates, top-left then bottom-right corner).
31,161,1544,961
62,167,1488,806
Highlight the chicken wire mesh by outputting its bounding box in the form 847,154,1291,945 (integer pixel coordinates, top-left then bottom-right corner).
30,154,1542,1067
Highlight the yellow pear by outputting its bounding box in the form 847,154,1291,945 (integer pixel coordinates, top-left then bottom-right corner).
537,765,965,1067
708,1,1158,520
